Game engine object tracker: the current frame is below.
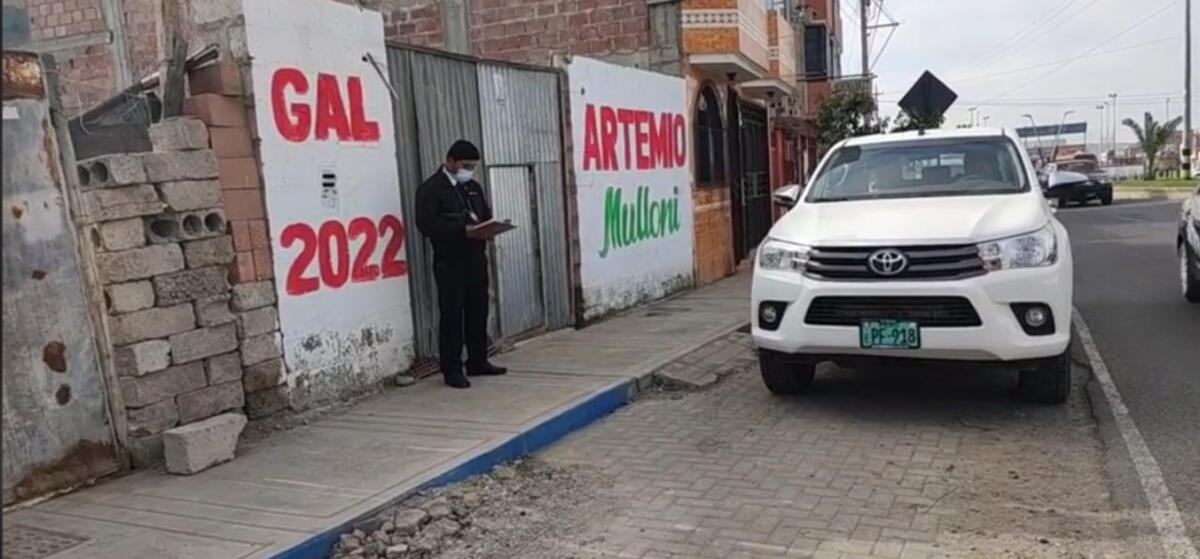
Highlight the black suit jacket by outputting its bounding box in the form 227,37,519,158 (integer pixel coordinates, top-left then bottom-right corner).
415,169,493,263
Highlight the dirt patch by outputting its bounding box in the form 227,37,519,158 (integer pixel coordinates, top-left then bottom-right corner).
327,458,615,559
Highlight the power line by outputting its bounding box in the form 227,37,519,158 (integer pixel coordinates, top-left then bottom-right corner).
977,0,1104,70
965,0,1082,69
986,0,1181,101
951,36,1180,84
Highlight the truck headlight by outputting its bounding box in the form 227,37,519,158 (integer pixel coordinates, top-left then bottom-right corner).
978,223,1058,271
758,239,811,272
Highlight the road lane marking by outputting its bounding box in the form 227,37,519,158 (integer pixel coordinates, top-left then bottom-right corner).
1073,309,1200,559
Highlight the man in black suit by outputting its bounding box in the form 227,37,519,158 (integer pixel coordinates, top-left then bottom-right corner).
415,140,507,388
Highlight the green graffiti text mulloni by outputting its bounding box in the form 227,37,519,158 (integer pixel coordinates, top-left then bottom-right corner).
599,185,681,258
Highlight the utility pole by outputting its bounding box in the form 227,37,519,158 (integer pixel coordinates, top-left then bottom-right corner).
861,0,870,78
1110,93,1119,155
1184,0,1193,178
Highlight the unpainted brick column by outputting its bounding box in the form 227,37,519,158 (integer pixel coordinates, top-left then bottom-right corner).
76,120,249,468
183,48,289,420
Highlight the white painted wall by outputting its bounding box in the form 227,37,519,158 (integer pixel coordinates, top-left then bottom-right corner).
244,0,413,403
568,57,695,320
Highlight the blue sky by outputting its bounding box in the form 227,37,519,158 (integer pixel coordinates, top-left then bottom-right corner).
840,0,1197,143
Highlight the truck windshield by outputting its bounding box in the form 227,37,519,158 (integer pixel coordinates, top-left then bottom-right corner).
807,137,1029,203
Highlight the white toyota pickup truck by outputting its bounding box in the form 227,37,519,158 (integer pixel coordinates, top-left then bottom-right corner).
752,128,1073,403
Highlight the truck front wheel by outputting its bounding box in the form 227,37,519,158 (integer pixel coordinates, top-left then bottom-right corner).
759,349,815,395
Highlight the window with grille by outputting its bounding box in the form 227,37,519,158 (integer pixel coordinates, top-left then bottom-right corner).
694,86,725,185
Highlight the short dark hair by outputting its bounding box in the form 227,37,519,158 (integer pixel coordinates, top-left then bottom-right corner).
446,140,480,161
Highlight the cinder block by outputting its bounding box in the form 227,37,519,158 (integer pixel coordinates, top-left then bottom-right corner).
150,117,210,152
177,381,245,423
184,236,235,268
163,412,247,475
231,281,276,311
241,332,282,366
146,210,227,244
245,385,287,419
127,398,180,436
195,294,236,327
97,218,145,251
98,244,184,284
206,352,243,384
158,180,223,211
154,267,231,306
188,59,244,96
79,185,165,223
142,150,219,182
243,357,285,392
76,153,147,188
129,434,164,468
209,126,254,158
113,340,171,377
120,361,206,407
106,280,155,314
185,94,247,127
110,303,195,346
170,323,238,364
223,189,264,220
238,306,278,338
218,157,260,190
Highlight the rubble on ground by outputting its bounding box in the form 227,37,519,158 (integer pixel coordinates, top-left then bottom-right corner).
327,459,608,559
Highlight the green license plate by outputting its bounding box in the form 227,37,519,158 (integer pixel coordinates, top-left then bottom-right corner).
859,320,921,349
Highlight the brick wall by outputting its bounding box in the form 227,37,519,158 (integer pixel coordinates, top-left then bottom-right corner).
468,0,650,66
693,187,734,285
350,0,445,49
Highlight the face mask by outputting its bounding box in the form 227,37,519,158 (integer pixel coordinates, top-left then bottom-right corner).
454,168,474,184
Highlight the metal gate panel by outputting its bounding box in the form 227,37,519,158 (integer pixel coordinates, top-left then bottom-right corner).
488,166,544,337
738,102,771,259
3,62,120,504
477,64,571,331
389,47,485,358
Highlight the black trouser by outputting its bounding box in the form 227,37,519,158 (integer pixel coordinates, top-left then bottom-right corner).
434,255,489,376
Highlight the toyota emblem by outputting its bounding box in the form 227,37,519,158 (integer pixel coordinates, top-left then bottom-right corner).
867,249,909,276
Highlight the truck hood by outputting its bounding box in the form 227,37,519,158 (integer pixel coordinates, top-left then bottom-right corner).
772,192,1049,246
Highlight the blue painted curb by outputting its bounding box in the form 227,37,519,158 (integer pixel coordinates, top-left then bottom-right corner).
270,379,633,559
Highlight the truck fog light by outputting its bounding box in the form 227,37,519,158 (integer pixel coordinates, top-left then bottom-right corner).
1024,306,1048,327
758,302,786,331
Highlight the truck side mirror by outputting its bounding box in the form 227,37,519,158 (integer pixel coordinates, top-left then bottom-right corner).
773,184,802,209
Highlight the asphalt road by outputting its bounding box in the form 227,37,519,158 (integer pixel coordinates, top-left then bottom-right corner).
1057,199,1200,543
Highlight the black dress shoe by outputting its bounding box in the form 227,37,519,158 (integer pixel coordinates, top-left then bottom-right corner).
443,372,471,388
466,362,508,376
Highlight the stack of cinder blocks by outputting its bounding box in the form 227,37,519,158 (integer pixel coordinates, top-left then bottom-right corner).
78,118,245,468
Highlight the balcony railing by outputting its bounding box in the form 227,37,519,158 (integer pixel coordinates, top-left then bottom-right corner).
681,0,771,80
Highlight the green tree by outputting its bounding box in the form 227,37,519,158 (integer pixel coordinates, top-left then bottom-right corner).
1123,112,1183,179
891,110,945,132
815,88,883,151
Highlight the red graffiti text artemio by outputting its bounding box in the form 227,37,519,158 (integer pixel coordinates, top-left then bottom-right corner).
271,68,381,143
581,103,686,172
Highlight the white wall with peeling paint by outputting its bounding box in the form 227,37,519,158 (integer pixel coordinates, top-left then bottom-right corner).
244,0,413,404
568,57,695,320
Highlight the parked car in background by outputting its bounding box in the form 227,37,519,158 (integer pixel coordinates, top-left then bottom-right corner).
1180,183,1200,303
1042,158,1113,206
755,129,1074,404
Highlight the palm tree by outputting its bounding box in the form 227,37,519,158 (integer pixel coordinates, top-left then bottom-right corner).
1123,112,1183,179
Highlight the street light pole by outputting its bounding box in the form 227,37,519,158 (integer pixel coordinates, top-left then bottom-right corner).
1053,110,1074,161
1184,0,1193,178
968,107,978,128
1110,93,1119,155
1096,104,1107,157
1023,113,1045,164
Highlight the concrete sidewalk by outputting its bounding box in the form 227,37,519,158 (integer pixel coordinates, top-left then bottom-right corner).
4,271,750,559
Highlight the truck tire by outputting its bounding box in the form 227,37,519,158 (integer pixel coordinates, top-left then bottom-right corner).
759,349,815,395
1181,242,1200,303
1018,351,1071,404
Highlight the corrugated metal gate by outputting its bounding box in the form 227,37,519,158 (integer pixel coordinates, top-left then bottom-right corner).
387,45,571,360
3,52,121,504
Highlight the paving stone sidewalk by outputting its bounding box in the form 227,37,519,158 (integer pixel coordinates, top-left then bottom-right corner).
434,338,1149,559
